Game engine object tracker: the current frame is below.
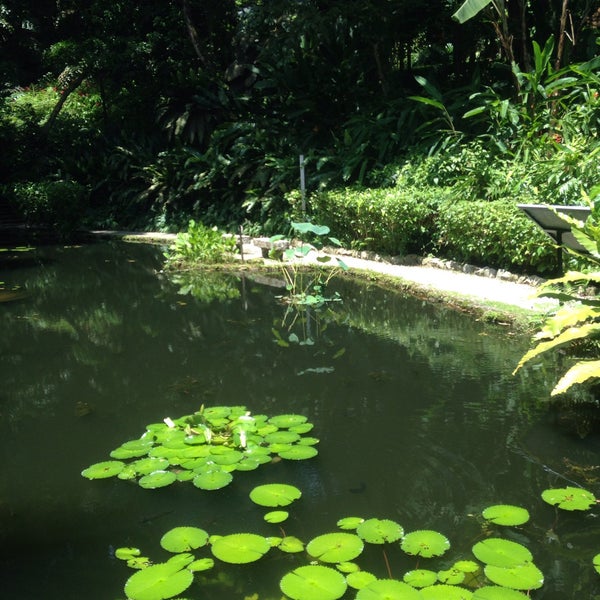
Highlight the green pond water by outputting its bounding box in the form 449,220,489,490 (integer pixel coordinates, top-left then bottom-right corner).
0,241,599,599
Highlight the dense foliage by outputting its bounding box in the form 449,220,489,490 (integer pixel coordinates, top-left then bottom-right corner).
0,0,598,272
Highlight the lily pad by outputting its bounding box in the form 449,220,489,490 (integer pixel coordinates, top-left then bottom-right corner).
403,569,438,588
472,586,531,599
115,547,141,561
110,439,154,459
471,538,532,568
280,565,347,600
541,486,597,511
437,568,465,585
346,571,377,590
278,445,319,460
306,532,364,563
420,585,473,599
211,533,270,564
264,510,289,524
337,517,365,530
401,530,450,558
355,579,422,599
356,518,403,544
138,470,177,489
594,553,600,575
188,557,214,572
484,563,544,590
279,536,305,553
160,527,209,553
249,483,302,507
81,460,125,479
268,414,308,428
482,505,530,526
123,561,193,600
336,561,360,573
264,430,301,444
192,469,233,490
133,457,170,475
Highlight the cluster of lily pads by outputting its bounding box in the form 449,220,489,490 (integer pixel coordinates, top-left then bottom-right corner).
81,406,319,491
112,482,600,600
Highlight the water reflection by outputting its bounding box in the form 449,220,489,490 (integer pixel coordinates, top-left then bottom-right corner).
0,241,598,599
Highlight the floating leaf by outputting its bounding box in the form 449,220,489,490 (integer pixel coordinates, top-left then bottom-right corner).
482,505,530,526
138,470,177,489
280,565,347,600
133,457,170,475
307,532,364,563
188,558,214,572
110,439,154,459
472,586,531,599
336,561,359,573
192,469,233,490
401,530,450,558
115,547,141,561
484,563,544,590
420,584,473,599
454,560,479,573
471,538,532,568
346,571,377,590
81,460,125,479
337,517,365,530
356,518,403,544
403,569,438,588
289,423,314,434
268,414,308,428
264,430,300,444
278,445,319,460
355,578,422,599
160,527,208,553
249,483,302,507
279,536,305,553
264,510,289,524
437,568,465,585
211,533,270,564
541,486,596,511
127,556,152,570
123,561,193,600
594,553,600,575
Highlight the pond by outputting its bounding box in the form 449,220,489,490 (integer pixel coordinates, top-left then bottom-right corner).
0,240,599,600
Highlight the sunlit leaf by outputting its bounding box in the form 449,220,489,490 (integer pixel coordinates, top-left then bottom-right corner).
541,486,597,510
482,505,530,526
280,565,346,600
210,533,270,564
250,483,302,507
355,578,422,599
472,538,532,568
484,563,544,590
123,561,194,600
552,360,600,395
81,460,125,479
356,518,403,544
420,584,473,599
307,532,364,563
160,527,209,553
401,530,450,558
472,586,531,599
138,470,177,489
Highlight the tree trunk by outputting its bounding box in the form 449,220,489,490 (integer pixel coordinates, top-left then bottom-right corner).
41,70,86,134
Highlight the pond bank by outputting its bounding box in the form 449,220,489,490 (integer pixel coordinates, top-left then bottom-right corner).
86,229,558,325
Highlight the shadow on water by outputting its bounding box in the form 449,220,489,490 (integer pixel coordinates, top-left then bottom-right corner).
0,241,598,599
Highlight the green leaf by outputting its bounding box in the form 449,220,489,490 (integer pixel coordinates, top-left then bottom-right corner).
81,460,125,479
279,536,305,553
346,571,377,590
552,360,600,396
211,533,270,564
115,547,141,561
593,553,600,575
356,518,404,544
249,483,302,507
280,565,347,600
138,470,177,489
472,586,531,599
403,569,438,588
123,561,194,600
291,222,330,237
482,505,530,526
484,563,544,590
307,532,364,563
160,527,209,553
401,530,450,558
472,538,532,568
420,584,473,598
192,469,233,490
278,445,318,460
452,0,494,23
355,579,422,599
541,486,597,510
264,510,289,524
336,517,365,530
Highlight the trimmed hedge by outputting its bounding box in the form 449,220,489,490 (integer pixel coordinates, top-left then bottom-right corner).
307,187,557,275
434,198,556,273
309,186,447,255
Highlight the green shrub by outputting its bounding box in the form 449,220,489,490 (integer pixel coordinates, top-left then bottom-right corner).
164,219,237,266
11,180,89,238
434,199,556,273
309,186,446,255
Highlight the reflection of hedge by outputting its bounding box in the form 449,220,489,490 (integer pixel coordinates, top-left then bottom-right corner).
11,179,88,238
309,188,555,274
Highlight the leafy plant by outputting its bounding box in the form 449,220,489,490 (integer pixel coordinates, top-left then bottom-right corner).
81,405,319,491
271,221,348,308
513,187,600,394
163,219,236,266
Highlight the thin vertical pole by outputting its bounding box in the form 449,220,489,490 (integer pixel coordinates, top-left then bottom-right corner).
299,154,306,218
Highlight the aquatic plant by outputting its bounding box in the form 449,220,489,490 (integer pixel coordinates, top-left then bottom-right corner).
111,482,600,600
81,405,319,490
270,222,348,308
